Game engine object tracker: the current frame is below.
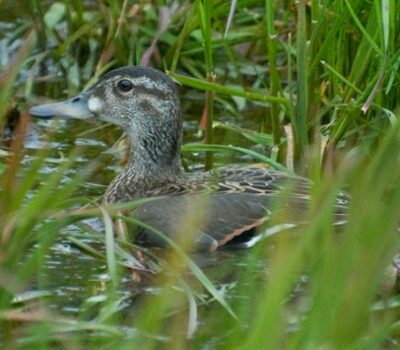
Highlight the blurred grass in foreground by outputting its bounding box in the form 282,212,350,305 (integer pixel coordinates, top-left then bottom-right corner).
0,0,400,349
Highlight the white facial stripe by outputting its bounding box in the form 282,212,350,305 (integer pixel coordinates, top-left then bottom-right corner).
88,96,103,113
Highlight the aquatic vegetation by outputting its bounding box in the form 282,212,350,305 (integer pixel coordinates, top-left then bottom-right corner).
0,0,400,349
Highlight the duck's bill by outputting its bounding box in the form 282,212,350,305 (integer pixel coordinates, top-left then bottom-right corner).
29,91,94,120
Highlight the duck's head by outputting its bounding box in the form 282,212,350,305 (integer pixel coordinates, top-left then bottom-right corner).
30,66,181,141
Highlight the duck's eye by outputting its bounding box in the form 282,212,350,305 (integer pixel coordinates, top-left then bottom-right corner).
117,79,133,92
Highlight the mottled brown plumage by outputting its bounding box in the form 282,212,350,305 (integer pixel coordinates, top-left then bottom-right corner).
30,66,348,251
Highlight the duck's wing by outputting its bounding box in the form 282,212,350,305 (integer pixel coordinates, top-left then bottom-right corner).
132,167,348,251
133,192,269,251
133,190,312,252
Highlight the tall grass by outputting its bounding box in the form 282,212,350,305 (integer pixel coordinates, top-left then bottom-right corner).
0,0,400,349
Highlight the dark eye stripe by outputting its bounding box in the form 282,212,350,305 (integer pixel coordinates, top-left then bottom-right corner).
117,79,133,92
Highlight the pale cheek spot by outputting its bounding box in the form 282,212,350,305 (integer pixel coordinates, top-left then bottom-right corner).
88,96,103,113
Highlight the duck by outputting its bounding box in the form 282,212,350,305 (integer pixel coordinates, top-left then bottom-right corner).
29,66,348,251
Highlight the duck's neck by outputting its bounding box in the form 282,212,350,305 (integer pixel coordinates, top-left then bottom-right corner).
104,123,184,203
128,125,183,178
